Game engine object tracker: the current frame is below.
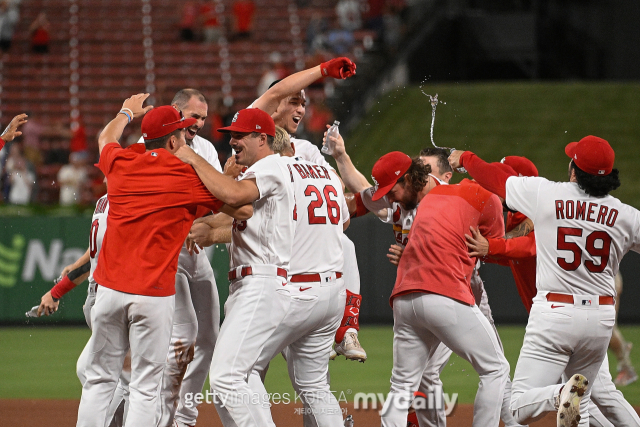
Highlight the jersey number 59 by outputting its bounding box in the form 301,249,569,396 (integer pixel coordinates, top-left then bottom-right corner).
556,227,612,273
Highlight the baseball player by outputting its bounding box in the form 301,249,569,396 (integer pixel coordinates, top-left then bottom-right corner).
465,155,640,427
175,108,296,426
329,135,523,427
76,95,251,427
0,113,28,152
249,58,367,361
369,151,508,427
133,89,224,427
234,131,350,426
450,135,640,427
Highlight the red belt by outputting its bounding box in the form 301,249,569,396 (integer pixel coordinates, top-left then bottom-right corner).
290,272,343,283
228,266,287,281
546,292,614,305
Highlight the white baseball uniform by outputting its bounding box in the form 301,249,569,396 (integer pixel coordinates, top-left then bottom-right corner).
149,135,223,427
292,137,361,295
239,156,349,427
360,184,522,427
209,154,295,427
505,177,640,426
75,195,130,427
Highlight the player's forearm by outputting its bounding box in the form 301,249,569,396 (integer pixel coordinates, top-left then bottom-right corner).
98,114,129,153
50,261,90,300
253,66,322,115
190,155,259,206
487,233,536,259
219,203,253,220
199,212,234,229
67,248,90,273
334,153,371,193
460,152,515,200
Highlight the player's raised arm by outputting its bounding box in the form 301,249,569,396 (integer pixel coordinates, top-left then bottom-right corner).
0,113,28,150
325,129,371,193
252,57,356,115
98,93,153,153
449,150,517,199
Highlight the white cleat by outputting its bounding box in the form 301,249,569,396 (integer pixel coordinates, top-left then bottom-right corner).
344,414,354,426
330,348,338,360
335,332,367,363
557,374,588,427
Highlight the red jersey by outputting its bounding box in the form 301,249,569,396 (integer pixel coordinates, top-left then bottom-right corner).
93,143,223,297
392,179,504,306
485,211,537,312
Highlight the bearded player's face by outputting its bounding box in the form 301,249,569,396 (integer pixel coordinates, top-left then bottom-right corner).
386,181,419,211
273,91,306,134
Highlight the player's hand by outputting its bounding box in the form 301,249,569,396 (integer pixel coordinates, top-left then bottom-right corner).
387,244,404,266
1,113,28,142
189,222,215,248
465,226,489,257
223,155,243,178
320,57,356,79
60,263,75,278
185,235,200,255
448,150,465,170
175,145,198,165
323,124,347,159
122,93,153,119
37,291,59,317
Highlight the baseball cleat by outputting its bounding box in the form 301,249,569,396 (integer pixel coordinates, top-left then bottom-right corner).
343,414,354,427
335,332,367,363
614,364,638,387
330,347,338,360
557,374,588,427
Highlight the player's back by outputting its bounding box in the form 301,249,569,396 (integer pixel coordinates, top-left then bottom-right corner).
285,156,348,275
517,178,640,296
393,179,504,306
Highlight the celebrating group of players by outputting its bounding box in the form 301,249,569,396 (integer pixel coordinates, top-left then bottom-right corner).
0,51,638,427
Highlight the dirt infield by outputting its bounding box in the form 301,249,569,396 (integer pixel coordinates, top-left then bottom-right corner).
0,399,563,426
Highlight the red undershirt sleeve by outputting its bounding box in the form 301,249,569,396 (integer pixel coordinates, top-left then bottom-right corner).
460,152,516,200
0,137,5,151
351,192,370,218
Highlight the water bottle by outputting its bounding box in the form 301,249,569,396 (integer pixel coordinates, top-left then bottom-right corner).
25,305,40,318
321,120,340,155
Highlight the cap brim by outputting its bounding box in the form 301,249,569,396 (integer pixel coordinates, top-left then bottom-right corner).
217,124,257,134
371,182,396,201
177,118,198,129
565,141,578,159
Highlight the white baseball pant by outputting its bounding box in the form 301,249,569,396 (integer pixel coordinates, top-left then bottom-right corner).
381,293,509,427
157,249,221,427
415,270,524,427
510,292,616,426
341,234,360,295
209,270,290,427
77,283,131,427
76,286,175,427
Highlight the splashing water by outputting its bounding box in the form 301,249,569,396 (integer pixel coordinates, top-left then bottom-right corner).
420,89,466,173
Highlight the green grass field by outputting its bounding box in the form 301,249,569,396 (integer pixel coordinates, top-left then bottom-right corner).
341,82,640,208
3,325,640,405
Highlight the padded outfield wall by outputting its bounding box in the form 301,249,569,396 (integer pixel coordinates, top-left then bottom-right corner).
1,214,639,325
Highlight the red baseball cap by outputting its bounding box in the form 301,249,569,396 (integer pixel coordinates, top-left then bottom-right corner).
217,108,276,137
565,135,615,176
371,151,412,201
141,106,197,140
501,156,538,177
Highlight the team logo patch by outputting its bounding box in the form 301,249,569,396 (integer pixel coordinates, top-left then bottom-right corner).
395,170,401,175
372,176,378,186
151,152,158,157
582,299,592,306
256,125,261,129
231,112,239,123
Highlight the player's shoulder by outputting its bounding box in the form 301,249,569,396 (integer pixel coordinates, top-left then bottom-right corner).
93,194,109,216
192,134,214,150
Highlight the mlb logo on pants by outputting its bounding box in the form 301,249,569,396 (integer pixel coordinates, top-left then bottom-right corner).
582,299,592,306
